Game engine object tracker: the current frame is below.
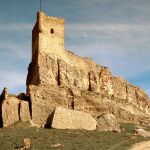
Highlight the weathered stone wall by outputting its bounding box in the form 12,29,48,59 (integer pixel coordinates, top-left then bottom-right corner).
26,12,150,127
27,51,150,126
27,51,114,94
28,12,65,87
33,12,65,56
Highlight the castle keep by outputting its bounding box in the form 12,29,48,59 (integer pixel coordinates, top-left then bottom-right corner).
32,12,64,57
0,12,150,128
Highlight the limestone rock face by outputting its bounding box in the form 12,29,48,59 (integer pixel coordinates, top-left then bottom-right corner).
51,107,97,130
96,114,121,132
28,84,68,127
26,12,150,128
27,51,150,127
20,101,30,122
2,96,20,127
1,98,31,127
0,88,31,127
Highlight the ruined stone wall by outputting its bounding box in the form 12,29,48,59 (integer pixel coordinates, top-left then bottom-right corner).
28,48,149,102
28,12,65,87
27,49,150,126
26,12,150,127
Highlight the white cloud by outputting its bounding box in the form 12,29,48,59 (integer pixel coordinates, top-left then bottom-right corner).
66,22,150,38
66,22,150,49
0,23,32,94
0,23,32,32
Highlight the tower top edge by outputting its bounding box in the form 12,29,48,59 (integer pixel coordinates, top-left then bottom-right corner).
37,11,65,23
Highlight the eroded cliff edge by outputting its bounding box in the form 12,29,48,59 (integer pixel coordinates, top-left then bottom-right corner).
27,46,150,127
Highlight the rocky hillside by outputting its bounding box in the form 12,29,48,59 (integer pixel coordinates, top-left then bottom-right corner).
26,47,150,127
0,11,150,128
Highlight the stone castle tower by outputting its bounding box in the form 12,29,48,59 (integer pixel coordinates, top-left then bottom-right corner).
27,12,65,87
32,11,65,57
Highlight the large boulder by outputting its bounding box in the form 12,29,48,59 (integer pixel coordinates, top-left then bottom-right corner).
96,113,121,132
51,107,97,130
135,128,150,138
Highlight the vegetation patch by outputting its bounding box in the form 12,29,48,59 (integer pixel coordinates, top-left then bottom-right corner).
0,122,150,150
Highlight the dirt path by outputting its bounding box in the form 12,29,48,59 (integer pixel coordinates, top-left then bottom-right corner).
129,140,150,150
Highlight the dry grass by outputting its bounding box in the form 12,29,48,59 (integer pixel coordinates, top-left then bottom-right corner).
0,122,149,150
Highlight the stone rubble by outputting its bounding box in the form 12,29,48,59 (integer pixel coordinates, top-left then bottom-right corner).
96,113,121,132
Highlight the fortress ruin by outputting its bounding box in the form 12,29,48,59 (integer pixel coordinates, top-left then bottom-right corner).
0,12,150,128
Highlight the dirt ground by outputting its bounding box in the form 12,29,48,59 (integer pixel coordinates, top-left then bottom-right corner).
129,140,150,150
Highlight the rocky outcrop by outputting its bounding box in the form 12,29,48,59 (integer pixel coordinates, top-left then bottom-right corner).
28,84,68,127
51,107,97,130
26,12,150,128
27,52,150,127
0,88,30,127
96,113,121,132
2,95,20,127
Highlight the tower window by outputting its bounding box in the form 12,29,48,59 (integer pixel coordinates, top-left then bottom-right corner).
51,28,54,34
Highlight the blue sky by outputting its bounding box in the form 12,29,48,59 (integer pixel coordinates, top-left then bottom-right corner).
0,0,150,96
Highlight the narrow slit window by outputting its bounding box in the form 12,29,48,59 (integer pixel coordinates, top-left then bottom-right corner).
51,28,54,34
